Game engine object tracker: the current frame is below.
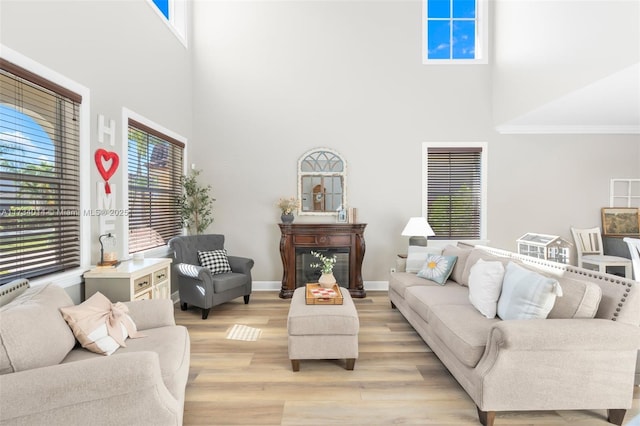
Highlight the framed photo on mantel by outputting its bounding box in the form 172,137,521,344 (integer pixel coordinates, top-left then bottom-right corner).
601,207,640,237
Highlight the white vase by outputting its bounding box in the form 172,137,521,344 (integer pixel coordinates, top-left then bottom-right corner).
318,272,336,288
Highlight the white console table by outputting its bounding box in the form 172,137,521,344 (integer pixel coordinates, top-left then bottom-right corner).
83,258,172,302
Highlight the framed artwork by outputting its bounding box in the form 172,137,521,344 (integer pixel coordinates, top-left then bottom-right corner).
601,207,640,236
336,208,348,223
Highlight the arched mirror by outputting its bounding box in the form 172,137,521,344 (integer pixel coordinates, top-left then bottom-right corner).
298,148,346,215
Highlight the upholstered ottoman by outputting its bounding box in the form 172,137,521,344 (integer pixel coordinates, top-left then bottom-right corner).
287,286,359,371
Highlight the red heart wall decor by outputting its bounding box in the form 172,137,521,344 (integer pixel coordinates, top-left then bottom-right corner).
95,149,119,194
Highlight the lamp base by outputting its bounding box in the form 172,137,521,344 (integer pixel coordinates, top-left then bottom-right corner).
97,260,119,267
408,236,428,247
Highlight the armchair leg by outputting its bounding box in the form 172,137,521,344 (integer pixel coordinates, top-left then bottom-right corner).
244,295,250,304
202,308,210,320
476,407,495,426
607,409,626,425
180,302,187,311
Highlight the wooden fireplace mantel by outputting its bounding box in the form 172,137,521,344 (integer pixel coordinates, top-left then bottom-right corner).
278,223,366,299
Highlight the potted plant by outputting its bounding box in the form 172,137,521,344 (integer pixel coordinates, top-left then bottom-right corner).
277,197,299,223
310,250,337,288
176,168,215,235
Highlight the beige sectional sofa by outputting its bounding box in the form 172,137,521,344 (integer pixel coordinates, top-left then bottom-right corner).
0,279,190,425
389,244,640,426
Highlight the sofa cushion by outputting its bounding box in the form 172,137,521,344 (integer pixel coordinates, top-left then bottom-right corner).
427,304,500,368
497,262,562,320
198,249,232,274
468,259,506,318
442,245,472,285
389,272,441,298
404,284,470,324
60,292,144,356
0,283,76,374
416,254,457,285
547,276,602,319
459,248,510,287
212,272,250,293
61,325,190,401
406,245,443,273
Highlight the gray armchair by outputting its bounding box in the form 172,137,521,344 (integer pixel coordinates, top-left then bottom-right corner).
168,234,254,319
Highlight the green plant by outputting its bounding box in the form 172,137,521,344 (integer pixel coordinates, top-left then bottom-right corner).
176,169,215,235
309,250,337,274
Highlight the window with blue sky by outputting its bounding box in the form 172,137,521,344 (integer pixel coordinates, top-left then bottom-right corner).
147,0,187,47
424,0,487,63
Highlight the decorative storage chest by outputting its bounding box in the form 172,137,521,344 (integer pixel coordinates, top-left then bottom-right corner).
516,233,572,264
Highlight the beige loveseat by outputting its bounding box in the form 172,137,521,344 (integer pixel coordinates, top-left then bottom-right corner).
389,244,640,426
0,279,190,425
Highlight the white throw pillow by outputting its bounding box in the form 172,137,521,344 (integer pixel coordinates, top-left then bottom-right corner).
468,259,505,318
406,245,443,273
497,262,563,320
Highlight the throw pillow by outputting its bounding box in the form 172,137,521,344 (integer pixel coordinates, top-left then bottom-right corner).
416,254,458,285
442,245,473,285
198,249,232,274
60,292,144,356
405,245,443,273
497,262,563,320
468,259,505,318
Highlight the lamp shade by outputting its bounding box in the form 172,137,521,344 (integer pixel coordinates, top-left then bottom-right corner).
401,217,435,237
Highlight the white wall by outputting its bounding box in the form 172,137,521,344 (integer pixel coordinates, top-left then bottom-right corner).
1,0,192,298
492,0,640,126
191,0,639,283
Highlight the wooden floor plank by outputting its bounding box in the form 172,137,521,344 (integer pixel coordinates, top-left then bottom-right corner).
176,290,640,425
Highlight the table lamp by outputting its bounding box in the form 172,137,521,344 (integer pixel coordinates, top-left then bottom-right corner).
98,233,118,266
401,217,435,247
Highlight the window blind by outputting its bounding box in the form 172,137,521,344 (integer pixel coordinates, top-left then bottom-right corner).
426,147,482,239
0,60,81,285
128,119,184,253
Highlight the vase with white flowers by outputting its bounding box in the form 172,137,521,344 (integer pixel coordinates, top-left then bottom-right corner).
310,250,338,288
277,197,299,224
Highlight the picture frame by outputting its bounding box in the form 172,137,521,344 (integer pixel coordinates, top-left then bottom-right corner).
601,207,640,236
336,208,348,223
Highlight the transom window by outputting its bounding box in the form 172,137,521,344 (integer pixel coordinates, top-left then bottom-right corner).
0,60,82,285
423,0,488,64
127,119,184,254
148,0,187,47
422,142,487,240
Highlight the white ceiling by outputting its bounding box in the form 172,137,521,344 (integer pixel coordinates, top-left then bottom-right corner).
496,62,640,134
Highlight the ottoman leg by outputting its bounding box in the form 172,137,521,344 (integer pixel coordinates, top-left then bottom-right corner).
346,358,356,370
291,360,300,372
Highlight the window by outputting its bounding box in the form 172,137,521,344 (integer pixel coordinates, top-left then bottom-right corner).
148,0,187,46
423,142,487,240
0,59,81,285
423,0,488,63
127,119,184,254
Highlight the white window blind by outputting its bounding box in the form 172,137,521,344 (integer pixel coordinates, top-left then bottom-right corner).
0,59,81,285
426,147,482,239
127,119,184,253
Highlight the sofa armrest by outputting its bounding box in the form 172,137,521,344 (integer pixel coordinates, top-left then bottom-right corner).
124,298,176,329
488,319,640,352
476,319,640,376
228,255,254,274
175,262,211,281
0,352,179,424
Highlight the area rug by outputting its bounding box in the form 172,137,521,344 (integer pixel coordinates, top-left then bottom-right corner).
225,324,262,341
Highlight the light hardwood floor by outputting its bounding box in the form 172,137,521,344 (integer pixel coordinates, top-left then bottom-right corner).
175,291,640,426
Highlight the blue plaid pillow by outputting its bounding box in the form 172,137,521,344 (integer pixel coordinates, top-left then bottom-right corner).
198,249,232,275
